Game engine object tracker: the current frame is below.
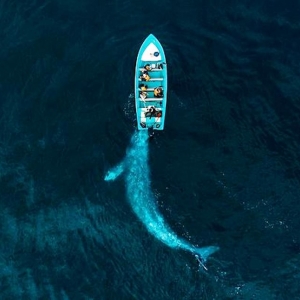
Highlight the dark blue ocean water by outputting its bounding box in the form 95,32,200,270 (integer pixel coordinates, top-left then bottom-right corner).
1,0,300,299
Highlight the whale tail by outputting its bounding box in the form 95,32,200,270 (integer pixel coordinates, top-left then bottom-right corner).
194,245,219,262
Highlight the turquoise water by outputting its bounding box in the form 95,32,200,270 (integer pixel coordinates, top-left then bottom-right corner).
1,0,300,299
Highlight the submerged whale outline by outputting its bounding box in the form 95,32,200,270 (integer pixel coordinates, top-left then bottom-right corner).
105,130,219,262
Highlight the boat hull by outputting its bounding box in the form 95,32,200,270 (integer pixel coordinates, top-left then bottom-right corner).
135,34,167,130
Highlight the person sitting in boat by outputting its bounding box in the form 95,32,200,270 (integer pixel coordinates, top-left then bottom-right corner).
154,87,163,98
143,64,152,71
145,106,157,119
139,83,148,91
139,71,150,81
149,106,156,113
139,91,147,100
156,110,162,118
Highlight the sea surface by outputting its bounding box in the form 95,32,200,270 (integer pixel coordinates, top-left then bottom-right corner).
1,0,300,299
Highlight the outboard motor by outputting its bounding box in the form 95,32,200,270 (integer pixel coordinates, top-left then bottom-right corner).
148,126,154,139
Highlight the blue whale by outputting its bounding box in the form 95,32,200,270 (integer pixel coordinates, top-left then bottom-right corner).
105,130,219,262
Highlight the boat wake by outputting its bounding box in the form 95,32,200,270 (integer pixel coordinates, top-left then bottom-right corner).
105,131,219,264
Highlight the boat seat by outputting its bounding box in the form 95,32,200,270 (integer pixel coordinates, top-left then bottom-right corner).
139,78,163,81
139,68,163,71
140,115,161,123
139,98,163,101
141,107,161,111
139,88,163,91
140,117,161,123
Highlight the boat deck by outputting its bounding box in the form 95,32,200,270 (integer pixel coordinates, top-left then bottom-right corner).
135,34,167,130
137,63,165,129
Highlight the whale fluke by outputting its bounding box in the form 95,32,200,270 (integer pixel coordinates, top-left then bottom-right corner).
193,245,220,262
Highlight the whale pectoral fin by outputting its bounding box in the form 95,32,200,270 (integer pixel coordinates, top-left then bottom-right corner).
104,163,125,182
194,246,219,262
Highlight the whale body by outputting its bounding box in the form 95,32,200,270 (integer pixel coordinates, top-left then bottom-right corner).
105,130,219,261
